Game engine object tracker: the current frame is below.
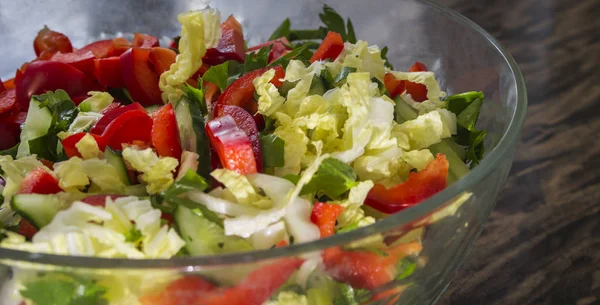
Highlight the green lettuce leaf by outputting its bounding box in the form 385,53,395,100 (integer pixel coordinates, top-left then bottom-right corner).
20,272,108,305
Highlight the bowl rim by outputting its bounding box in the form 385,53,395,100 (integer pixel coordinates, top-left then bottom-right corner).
0,0,527,270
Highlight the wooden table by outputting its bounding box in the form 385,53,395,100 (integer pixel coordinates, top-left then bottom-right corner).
435,0,600,304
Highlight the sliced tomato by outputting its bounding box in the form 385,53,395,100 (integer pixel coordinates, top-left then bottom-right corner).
405,61,428,102
61,132,106,158
109,37,132,57
205,115,257,175
49,50,96,75
215,66,284,115
101,110,153,150
2,77,15,91
148,47,177,75
0,89,16,117
365,154,449,214
33,26,73,58
17,219,38,239
204,15,246,65
94,57,124,88
139,276,216,305
311,202,344,238
248,37,292,63
78,39,114,59
18,168,62,195
15,60,96,111
214,105,262,172
151,103,182,159
0,111,26,150
133,33,160,49
310,31,344,63
384,72,406,99
120,47,163,106
90,102,145,135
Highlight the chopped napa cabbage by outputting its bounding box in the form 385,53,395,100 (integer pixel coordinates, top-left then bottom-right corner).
402,149,434,171
353,146,406,182
249,221,288,249
265,291,308,305
390,71,446,111
326,40,386,81
159,9,221,103
75,133,102,160
58,112,103,139
54,157,89,192
176,151,200,181
1,197,185,258
395,109,456,150
336,180,375,230
184,190,261,217
211,169,272,209
78,91,114,113
281,60,324,115
81,159,127,193
122,147,179,194
0,155,48,203
273,116,309,176
253,69,286,116
285,197,321,244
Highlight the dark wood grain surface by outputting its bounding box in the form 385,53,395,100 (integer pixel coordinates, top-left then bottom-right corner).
434,0,600,304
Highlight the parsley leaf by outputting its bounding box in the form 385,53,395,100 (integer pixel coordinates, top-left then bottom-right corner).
333,283,371,305
202,62,230,92
181,81,208,117
20,272,108,305
244,45,273,73
162,169,209,199
447,91,486,166
380,46,394,70
395,257,417,280
259,134,285,168
269,18,291,41
269,43,312,69
301,157,359,199
124,226,143,243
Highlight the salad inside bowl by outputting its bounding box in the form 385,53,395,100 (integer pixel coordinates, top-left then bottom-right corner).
0,1,525,305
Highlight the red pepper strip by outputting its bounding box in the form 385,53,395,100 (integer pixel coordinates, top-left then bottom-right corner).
214,105,262,172
94,57,124,88
151,103,182,160
205,115,257,175
78,39,114,59
0,77,5,93
61,132,106,158
0,111,26,150
248,37,292,63
203,15,246,65
310,31,344,63
139,276,216,305
120,47,163,106
133,33,160,48
90,102,145,135
109,37,132,57
311,202,344,238
148,47,177,76
101,110,153,150
0,89,16,117
33,26,73,59
383,72,406,99
405,61,429,102
365,154,449,214
49,50,96,76
17,219,38,239
2,77,14,91
18,168,62,195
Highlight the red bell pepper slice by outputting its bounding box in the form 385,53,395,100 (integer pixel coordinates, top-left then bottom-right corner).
151,103,182,160
310,31,344,63
0,77,5,93
14,60,96,111
80,194,124,207
78,39,114,59
140,276,216,305
205,115,257,175
101,110,153,150
214,105,262,172
61,132,106,158
120,47,163,106
384,72,406,99
17,219,38,239
0,111,26,150
109,37,132,57
133,33,160,49
311,202,344,238
94,57,125,88
0,89,16,117
49,50,96,75
2,77,15,91
365,153,449,214
148,47,177,76
90,102,145,135
204,15,246,65
215,66,284,115
405,61,428,102
18,168,62,195
33,26,73,59
248,37,292,63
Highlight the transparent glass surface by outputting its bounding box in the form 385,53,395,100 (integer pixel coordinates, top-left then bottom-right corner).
0,0,526,304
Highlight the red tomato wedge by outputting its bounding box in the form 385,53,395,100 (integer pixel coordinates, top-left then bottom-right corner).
18,168,62,195
310,31,344,63
216,66,284,114
33,26,73,59
151,103,182,160
120,47,163,106
365,154,449,214
205,115,257,175
94,57,124,88
140,276,217,305
14,60,96,111
49,50,96,75
214,105,262,172
78,39,114,59
148,47,177,75
311,202,344,238
61,132,106,159
204,15,246,65
248,37,292,63
109,37,132,57
384,72,406,99
405,61,428,102
133,33,160,48
0,89,16,117
101,110,153,150
90,102,145,135
0,111,26,150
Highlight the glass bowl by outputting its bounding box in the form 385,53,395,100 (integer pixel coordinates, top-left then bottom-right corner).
0,0,527,304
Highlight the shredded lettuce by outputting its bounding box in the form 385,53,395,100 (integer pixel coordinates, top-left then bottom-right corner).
122,147,178,194
159,9,222,103
395,109,456,150
78,91,114,113
254,69,286,116
54,157,89,192
211,169,272,209
326,40,386,81
81,159,127,194
75,133,102,160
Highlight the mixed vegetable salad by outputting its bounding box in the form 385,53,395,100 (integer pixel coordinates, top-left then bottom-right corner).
0,5,487,305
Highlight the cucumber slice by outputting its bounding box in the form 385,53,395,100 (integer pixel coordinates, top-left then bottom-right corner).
175,97,211,182
11,194,62,228
175,205,252,256
16,99,53,158
104,148,131,185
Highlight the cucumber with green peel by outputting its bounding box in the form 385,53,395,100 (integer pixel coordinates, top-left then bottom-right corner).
174,97,211,182
104,147,131,185
11,194,62,229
